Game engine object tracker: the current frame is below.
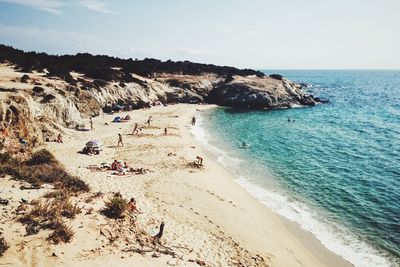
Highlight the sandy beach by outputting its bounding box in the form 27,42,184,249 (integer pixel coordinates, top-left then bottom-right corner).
0,104,353,267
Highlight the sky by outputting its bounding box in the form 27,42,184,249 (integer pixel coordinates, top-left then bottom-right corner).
0,0,399,69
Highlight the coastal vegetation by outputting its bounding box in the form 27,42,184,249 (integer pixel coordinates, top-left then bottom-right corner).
0,149,88,245
0,234,8,256
102,193,128,219
0,44,264,82
0,149,89,192
0,45,321,265
18,197,79,243
0,44,319,152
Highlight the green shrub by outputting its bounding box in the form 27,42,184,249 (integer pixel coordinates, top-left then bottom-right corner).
103,193,128,218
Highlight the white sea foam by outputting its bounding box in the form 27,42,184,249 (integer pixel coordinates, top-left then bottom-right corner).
234,177,393,267
190,111,395,267
290,103,306,108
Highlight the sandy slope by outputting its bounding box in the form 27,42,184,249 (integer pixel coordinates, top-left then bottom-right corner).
0,104,352,267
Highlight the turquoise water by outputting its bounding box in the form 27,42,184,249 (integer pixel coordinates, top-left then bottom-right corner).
194,70,400,267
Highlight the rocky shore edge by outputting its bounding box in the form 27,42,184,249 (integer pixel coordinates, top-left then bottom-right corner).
0,44,322,148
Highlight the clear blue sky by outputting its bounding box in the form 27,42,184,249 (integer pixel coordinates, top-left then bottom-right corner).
0,0,399,69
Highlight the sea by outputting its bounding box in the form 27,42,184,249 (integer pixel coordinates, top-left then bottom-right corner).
192,70,400,267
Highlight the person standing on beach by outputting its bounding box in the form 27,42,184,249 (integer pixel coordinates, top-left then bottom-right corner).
90,117,94,131
196,156,203,166
164,127,168,135
132,123,138,135
117,133,123,147
191,116,196,126
147,116,152,127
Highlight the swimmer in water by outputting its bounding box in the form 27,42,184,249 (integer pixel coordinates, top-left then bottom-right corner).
242,142,250,148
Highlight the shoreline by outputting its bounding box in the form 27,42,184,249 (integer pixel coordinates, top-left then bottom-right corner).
189,105,354,267
193,105,395,267
0,103,353,266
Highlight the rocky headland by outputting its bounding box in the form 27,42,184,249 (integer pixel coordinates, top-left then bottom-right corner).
0,44,318,147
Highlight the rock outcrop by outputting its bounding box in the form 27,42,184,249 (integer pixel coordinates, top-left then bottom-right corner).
0,45,319,147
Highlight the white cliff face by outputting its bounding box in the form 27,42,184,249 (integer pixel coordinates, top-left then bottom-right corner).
0,64,316,145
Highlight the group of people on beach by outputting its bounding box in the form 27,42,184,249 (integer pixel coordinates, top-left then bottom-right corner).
82,113,203,218
111,159,129,172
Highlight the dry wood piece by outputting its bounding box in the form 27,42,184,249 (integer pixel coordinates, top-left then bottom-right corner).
153,221,165,244
20,185,41,190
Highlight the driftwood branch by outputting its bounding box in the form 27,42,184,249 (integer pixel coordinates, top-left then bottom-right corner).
153,221,165,244
123,246,177,257
20,185,41,190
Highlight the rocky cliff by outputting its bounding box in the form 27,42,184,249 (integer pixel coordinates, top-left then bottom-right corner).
0,45,319,148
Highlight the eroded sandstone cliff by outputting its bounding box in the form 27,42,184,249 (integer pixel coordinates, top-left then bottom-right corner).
0,45,318,148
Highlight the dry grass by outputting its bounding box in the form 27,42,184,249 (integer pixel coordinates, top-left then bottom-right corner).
0,150,89,247
47,223,74,244
84,191,104,203
19,197,81,242
0,149,89,192
26,149,57,165
43,190,68,200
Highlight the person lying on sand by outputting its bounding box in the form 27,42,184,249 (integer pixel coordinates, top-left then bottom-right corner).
127,198,142,214
86,165,102,172
112,170,126,176
129,167,150,174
